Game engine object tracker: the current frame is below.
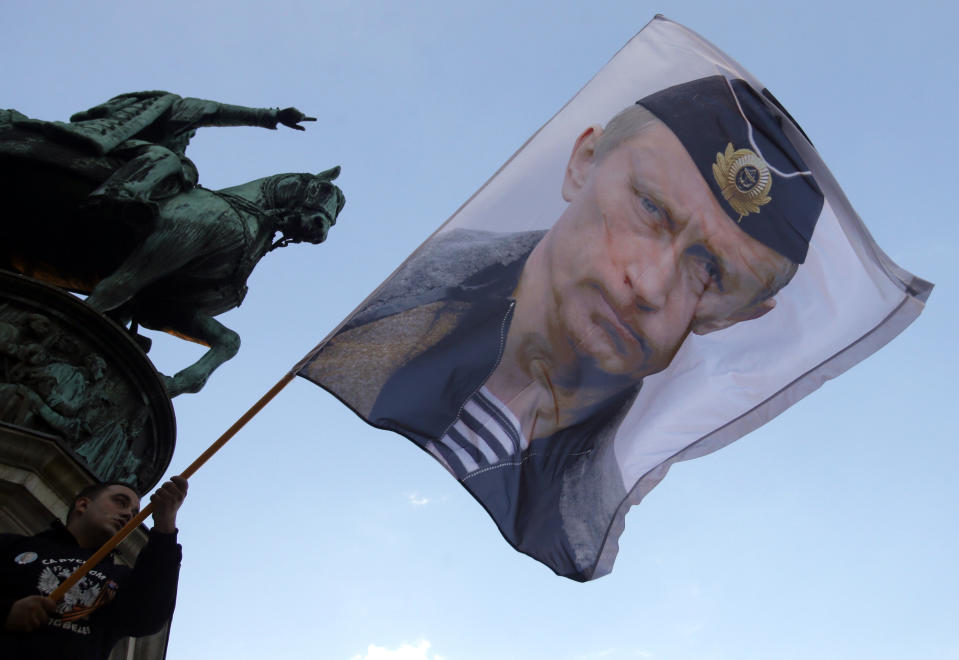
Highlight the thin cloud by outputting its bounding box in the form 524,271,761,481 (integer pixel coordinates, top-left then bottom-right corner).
350,639,445,660
407,493,431,507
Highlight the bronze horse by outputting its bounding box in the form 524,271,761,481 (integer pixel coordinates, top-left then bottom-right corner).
0,116,345,397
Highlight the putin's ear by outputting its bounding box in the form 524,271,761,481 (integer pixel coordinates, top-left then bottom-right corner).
692,298,776,336
562,126,602,202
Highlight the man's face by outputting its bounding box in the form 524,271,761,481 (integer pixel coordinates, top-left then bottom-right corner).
71,485,140,546
538,119,794,383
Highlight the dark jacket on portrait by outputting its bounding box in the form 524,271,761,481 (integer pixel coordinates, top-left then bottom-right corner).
302,228,634,580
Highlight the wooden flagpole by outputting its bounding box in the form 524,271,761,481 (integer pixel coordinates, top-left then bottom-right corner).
49,371,296,602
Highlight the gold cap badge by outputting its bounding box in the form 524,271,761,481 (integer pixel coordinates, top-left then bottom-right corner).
712,143,772,220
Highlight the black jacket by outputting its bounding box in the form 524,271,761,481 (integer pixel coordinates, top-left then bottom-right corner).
0,522,181,660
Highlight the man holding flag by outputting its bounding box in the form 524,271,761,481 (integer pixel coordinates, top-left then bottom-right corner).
1,476,187,660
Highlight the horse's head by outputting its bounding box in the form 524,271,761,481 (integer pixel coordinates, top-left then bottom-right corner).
265,167,345,247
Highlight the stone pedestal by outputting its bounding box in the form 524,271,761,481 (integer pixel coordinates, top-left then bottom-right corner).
0,270,174,492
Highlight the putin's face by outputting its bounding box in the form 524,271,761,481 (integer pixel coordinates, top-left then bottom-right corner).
537,119,794,384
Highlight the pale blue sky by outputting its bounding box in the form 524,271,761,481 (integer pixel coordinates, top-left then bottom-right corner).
5,1,957,659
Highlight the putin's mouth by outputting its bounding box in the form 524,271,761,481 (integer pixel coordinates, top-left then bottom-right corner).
593,288,650,359
594,317,629,354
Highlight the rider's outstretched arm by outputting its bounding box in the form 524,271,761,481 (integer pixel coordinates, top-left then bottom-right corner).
173,98,315,131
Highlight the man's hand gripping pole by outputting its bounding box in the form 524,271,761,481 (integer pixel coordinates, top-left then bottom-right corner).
49,371,295,602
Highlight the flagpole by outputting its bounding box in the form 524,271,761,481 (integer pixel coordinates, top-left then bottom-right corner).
49,371,296,603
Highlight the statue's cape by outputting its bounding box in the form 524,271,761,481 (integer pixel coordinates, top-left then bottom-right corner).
20,92,179,155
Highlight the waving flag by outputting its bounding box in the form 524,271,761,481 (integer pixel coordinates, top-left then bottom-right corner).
296,16,932,581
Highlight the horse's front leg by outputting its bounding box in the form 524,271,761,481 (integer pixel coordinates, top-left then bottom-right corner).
146,312,240,397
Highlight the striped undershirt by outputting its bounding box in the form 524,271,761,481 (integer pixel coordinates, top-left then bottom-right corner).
427,386,528,480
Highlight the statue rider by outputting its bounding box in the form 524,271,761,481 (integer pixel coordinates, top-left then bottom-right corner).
25,91,315,221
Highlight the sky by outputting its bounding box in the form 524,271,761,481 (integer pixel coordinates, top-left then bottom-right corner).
4,1,957,659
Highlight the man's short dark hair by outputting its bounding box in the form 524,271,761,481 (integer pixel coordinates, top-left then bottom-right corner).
66,481,140,523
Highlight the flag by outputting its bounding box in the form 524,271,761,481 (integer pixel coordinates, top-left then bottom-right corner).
296,15,932,581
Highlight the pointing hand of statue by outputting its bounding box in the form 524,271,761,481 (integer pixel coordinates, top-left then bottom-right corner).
277,107,317,131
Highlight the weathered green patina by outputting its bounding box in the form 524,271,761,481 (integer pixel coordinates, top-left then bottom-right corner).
0,270,175,492
0,92,345,396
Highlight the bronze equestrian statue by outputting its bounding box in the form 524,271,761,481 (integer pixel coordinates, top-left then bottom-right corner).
0,92,345,397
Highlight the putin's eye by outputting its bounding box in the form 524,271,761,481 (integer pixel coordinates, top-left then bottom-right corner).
639,196,665,219
686,245,724,292
637,195,674,231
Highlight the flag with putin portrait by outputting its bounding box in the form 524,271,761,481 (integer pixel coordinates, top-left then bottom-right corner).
296,15,932,581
